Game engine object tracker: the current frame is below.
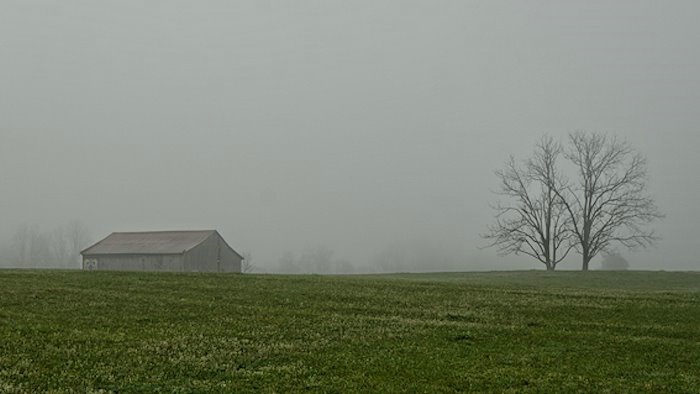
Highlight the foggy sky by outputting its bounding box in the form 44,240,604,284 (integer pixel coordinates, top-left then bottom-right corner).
2,1,699,271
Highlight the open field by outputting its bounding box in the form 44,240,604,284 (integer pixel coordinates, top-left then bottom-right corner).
0,270,698,393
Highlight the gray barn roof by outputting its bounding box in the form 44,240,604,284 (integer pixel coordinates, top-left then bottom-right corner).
81,230,220,255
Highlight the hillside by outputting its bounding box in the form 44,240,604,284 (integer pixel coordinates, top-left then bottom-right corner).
0,270,698,392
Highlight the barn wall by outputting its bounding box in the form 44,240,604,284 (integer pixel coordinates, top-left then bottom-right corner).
220,240,242,273
84,254,184,272
184,233,241,273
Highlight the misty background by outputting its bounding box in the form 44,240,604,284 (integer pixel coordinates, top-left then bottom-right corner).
1,1,699,272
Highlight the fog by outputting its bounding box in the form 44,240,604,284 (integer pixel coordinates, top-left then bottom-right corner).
2,1,699,272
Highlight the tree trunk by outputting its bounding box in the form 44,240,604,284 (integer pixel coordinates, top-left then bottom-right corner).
582,254,591,271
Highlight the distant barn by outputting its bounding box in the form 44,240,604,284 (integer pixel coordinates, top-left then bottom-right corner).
80,230,242,273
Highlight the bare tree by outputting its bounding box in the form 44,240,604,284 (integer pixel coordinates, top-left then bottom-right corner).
67,220,91,267
556,132,662,271
51,225,70,266
484,136,574,270
29,225,52,266
12,224,30,267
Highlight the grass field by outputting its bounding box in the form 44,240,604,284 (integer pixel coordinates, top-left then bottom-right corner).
0,270,698,393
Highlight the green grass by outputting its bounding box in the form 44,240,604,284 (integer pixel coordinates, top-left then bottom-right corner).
0,270,698,393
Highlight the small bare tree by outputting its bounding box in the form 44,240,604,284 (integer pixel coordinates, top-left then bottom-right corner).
484,136,574,270
556,132,662,271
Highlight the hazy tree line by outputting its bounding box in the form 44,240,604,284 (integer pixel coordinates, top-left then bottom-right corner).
485,132,662,271
600,252,630,271
262,240,466,274
0,221,92,269
275,246,355,274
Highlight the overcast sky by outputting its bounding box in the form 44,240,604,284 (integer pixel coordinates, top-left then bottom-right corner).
2,1,699,271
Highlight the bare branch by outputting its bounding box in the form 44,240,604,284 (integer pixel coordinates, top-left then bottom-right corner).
483,135,574,270
561,131,662,270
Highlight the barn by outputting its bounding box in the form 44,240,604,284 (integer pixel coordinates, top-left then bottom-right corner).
80,230,242,273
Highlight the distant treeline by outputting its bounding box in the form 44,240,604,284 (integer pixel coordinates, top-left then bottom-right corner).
0,221,92,269
267,241,467,274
